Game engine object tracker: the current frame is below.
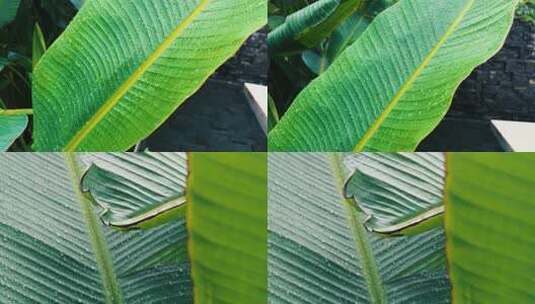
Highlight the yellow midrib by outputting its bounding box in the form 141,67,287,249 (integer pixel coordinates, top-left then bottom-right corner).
353,0,475,152
63,0,211,151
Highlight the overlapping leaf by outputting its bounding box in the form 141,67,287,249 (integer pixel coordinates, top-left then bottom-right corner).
344,153,445,235
269,0,518,151
0,153,191,303
33,0,266,151
81,153,188,229
268,153,449,304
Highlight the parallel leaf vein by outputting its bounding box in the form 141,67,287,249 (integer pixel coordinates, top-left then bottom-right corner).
353,0,475,152
64,0,211,151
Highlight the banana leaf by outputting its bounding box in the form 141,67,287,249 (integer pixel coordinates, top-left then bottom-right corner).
268,153,449,304
188,153,267,304
0,114,27,151
445,153,535,303
82,152,268,303
0,153,191,303
268,0,340,54
344,153,445,235
33,0,266,151
81,153,187,229
0,0,21,28
269,0,518,152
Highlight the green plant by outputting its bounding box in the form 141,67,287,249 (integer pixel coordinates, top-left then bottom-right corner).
0,152,267,303
517,0,535,23
268,0,519,151
268,152,535,303
0,0,266,151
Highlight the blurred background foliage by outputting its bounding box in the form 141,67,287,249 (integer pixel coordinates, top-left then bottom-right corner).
0,0,80,150
517,0,535,23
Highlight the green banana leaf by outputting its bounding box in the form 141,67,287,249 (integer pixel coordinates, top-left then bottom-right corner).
0,114,27,151
33,0,266,152
188,153,267,304
81,153,188,229
302,1,397,75
268,0,364,54
0,0,21,28
326,0,398,63
297,0,363,48
445,153,535,303
0,153,191,303
268,153,449,304
269,0,518,152
344,153,445,235
268,0,340,54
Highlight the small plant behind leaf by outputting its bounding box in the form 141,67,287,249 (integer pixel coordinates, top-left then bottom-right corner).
517,0,535,24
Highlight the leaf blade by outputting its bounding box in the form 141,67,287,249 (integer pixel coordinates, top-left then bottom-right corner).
188,153,267,304
344,153,445,235
269,0,518,152
81,152,188,229
268,153,450,303
33,0,266,151
445,153,535,303
0,115,28,151
0,153,191,303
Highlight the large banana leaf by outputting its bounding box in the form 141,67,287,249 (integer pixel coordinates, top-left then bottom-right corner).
0,153,191,303
0,0,20,28
81,153,187,229
268,0,517,152
445,153,535,303
268,153,449,304
33,0,266,152
188,153,267,304
344,153,445,235
0,114,27,151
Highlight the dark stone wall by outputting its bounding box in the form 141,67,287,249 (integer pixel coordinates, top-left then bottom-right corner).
448,21,535,121
143,30,267,151
211,28,268,85
142,80,266,152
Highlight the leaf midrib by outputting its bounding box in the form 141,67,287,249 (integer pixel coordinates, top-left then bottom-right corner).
353,0,475,152
107,195,187,228
65,153,123,304
329,154,385,303
63,0,212,151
